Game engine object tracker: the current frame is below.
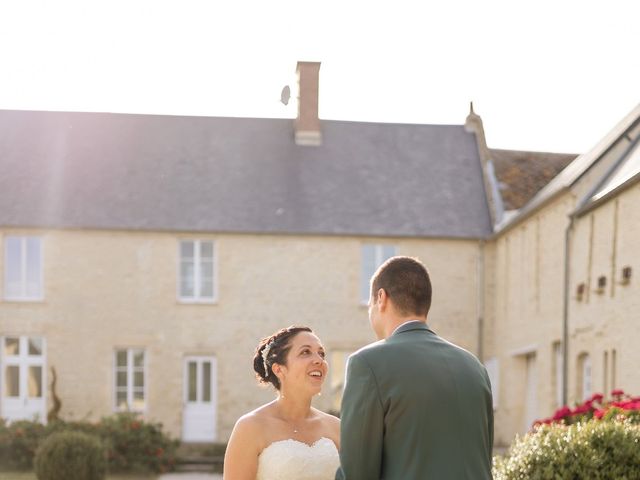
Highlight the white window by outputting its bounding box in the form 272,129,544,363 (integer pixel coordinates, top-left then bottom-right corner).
179,240,215,302
577,353,592,401
361,244,396,303
4,236,43,301
484,357,499,409
553,341,564,407
114,349,146,412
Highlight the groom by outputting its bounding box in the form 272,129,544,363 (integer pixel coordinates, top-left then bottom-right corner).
336,256,493,479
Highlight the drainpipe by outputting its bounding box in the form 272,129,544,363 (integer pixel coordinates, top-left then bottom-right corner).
477,240,485,361
562,215,575,406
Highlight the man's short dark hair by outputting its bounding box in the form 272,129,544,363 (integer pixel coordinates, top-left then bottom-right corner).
371,256,432,317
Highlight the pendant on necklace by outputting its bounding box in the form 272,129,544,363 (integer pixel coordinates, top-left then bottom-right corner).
293,428,298,433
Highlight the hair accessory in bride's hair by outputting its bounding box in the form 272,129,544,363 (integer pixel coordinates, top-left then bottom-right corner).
262,340,275,376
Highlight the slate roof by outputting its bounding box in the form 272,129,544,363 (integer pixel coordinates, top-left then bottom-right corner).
0,110,492,239
490,149,577,210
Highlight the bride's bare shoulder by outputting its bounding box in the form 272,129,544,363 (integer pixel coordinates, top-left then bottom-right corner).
233,403,278,433
313,408,340,430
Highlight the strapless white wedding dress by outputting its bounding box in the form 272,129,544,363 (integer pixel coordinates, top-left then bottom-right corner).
256,437,339,480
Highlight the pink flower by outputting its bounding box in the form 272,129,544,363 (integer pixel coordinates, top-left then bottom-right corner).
611,389,625,397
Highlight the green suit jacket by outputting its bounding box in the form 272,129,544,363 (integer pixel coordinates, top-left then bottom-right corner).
336,321,493,480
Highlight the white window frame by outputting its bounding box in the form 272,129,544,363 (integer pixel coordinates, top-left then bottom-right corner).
553,341,564,408
579,353,592,401
3,236,44,301
113,348,147,413
360,244,396,304
178,239,217,303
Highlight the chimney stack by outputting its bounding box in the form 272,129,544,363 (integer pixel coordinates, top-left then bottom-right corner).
295,61,322,146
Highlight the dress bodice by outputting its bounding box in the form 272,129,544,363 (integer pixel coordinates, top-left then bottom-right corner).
256,437,339,480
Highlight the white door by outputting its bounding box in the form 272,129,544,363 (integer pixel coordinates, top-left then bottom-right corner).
182,356,217,441
1,336,46,423
524,353,537,432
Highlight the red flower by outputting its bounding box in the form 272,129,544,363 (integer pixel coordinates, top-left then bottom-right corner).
611,389,625,397
594,409,606,419
553,406,572,420
591,393,604,403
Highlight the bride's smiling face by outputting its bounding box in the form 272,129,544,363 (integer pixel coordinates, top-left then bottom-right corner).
274,331,328,396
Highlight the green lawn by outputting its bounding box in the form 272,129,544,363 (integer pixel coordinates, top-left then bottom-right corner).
0,473,156,480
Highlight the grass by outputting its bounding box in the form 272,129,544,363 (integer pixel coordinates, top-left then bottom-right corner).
0,473,157,480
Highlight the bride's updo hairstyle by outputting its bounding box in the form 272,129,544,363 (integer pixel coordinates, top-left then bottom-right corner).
254,325,313,390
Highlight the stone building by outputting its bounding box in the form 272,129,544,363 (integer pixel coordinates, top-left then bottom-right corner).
1,61,638,446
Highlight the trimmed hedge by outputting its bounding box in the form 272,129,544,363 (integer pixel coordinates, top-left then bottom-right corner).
34,431,106,480
493,419,640,479
0,413,177,473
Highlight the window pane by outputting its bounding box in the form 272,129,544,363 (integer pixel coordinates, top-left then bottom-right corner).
28,338,43,356
117,371,127,388
180,241,194,259
116,350,127,367
200,260,213,281
134,371,144,388
28,366,42,398
200,279,214,298
200,241,213,259
116,390,128,409
5,366,20,397
133,351,144,367
25,238,42,297
202,362,211,403
361,245,376,303
188,362,197,402
180,263,195,297
5,237,22,295
5,337,20,356
132,390,145,410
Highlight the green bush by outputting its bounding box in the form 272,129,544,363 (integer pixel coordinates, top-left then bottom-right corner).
34,431,106,480
0,413,177,473
98,412,178,473
0,418,47,470
493,419,640,480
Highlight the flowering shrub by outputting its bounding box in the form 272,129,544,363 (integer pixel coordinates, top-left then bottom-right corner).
493,419,640,480
0,418,47,470
533,389,640,428
0,413,177,473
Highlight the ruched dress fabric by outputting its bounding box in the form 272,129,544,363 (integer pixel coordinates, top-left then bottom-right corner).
256,437,339,480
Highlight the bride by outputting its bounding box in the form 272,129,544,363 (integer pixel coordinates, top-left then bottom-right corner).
223,325,340,480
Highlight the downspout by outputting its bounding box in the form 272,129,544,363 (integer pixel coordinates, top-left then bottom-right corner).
562,215,575,406
477,240,485,361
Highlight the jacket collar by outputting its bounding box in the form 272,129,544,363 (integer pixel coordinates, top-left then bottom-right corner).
391,320,433,337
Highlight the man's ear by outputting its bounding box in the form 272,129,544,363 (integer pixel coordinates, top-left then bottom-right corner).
377,288,389,311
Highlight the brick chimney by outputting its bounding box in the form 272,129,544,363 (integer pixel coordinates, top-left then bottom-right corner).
295,61,322,146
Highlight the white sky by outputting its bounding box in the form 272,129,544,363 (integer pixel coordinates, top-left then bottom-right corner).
0,0,638,153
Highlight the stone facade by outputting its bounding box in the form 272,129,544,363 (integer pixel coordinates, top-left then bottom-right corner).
0,229,482,440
